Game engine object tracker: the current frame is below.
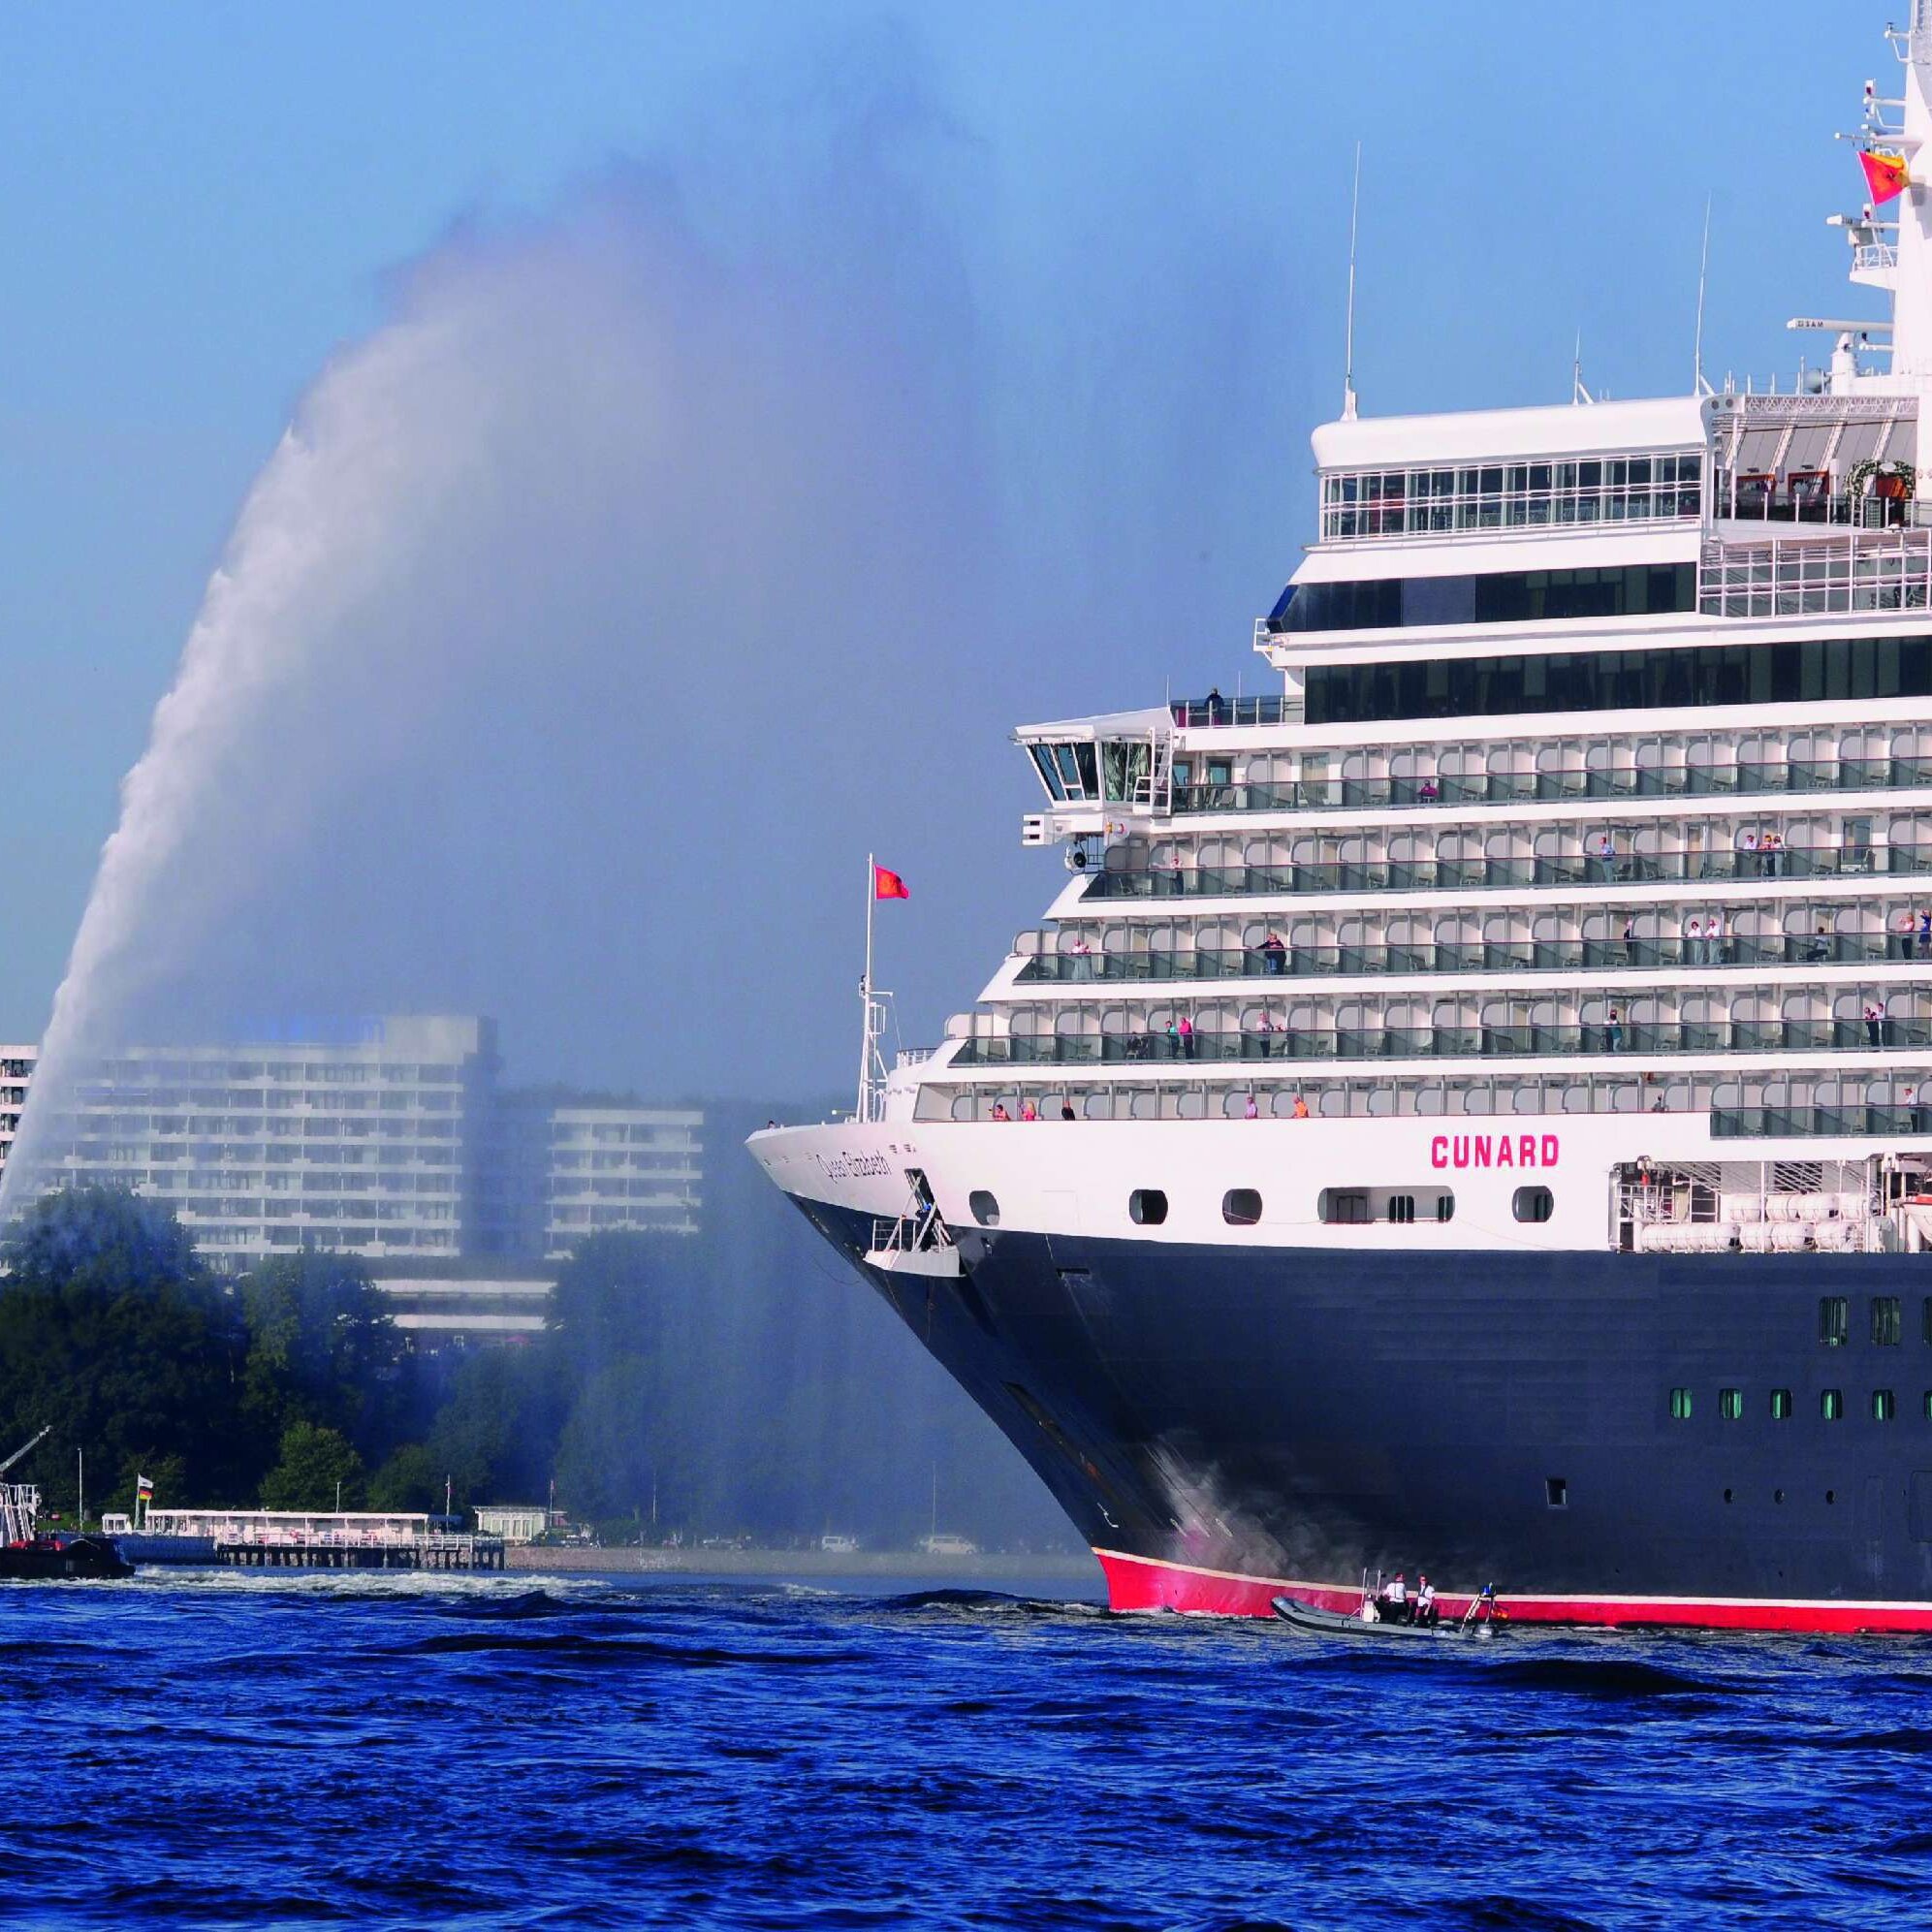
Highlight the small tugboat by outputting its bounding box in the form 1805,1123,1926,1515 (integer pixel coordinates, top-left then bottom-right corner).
0,1428,133,1582
1271,1573,1503,1641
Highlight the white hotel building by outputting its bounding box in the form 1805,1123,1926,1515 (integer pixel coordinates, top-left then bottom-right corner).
0,1016,701,1276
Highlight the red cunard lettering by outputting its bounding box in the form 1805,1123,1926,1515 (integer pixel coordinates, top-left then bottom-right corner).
1434,1133,1560,1169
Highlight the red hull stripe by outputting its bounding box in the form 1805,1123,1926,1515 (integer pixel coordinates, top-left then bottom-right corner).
1093,1547,1932,1634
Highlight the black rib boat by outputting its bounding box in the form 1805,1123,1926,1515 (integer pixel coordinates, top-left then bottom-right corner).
1270,1595,1499,1640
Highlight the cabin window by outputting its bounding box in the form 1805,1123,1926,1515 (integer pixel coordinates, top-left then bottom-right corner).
1822,1389,1845,1421
1820,1297,1850,1347
1436,1194,1455,1223
1513,1186,1555,1223
967,1190,1000,1228
1128,1189,1168,1226
1875,1389,1898,1422
1719,1388,1743,1421
1669,1388,1693,1420
1545,1477,1568,1509
1221,1188,1262,1227
1388,1194,1416,1223
1874,1297,1903,1346
1923,1296,1932,1345
1770,1389,1793,1420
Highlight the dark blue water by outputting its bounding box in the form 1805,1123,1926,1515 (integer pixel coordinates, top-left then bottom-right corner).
7,1568,1931,1928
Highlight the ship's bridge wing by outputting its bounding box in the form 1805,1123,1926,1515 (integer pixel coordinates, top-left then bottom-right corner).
1014,707,1173,849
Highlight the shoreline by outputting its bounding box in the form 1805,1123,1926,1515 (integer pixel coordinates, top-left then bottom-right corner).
506,1544,1102,1585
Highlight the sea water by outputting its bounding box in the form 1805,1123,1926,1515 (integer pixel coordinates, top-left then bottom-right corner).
7,1568,1928,1928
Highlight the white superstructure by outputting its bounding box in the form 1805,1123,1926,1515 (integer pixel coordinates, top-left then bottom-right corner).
755,12,1932,1259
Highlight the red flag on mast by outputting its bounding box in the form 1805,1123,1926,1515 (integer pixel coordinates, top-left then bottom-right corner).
1861,149,1910,206
873,865,910,901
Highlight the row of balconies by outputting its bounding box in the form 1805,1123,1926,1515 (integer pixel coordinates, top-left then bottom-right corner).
1085,841,1932,902
1170,755,1932,818
950,1013,1932,1068
1014,931,1932,984
912,1074,1928,1131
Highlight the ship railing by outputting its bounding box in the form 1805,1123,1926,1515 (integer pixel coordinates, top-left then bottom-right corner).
1163,756,1932,816
0,1483,38,1544
1698,525,1932,618
1014,934,1917,984
1082,842,1926,902
868,1207,953,1256
1168,693,1296,729
952,1018,1932,1067
1713,1104,1932,1140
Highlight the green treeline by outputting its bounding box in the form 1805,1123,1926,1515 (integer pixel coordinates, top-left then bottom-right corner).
0,1132,1078,1551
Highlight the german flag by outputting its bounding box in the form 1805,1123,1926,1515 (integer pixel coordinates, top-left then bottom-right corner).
1861,149,1911,206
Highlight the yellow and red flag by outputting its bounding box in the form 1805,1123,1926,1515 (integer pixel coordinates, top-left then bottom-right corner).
1862,149,1911,206
873,865,910,901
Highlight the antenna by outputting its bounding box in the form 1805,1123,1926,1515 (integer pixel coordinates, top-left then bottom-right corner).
1693,194,1714,396
1572,333,1595,406
1343,142,1362,422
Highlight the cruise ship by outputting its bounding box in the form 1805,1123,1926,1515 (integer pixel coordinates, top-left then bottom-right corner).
751,8,1932,1632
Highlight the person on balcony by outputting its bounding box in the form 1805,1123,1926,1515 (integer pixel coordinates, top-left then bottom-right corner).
1261,931,1287,975
1177,1013,1196,1059
1918,909,1931,959
1686,915,1704,966
1068,936,1093,981
1606,1008,1625,1053
1866,1003,1885,1049
1292,1094,1311,1120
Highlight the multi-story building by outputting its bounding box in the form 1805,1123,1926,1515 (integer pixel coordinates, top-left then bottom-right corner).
0,1018,702,1284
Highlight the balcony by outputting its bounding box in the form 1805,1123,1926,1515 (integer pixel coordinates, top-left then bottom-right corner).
1082,842,1926,903
1167,756,1932,817
952,1017,1932,1069
1015,933,1917,986
1169,696,1296,729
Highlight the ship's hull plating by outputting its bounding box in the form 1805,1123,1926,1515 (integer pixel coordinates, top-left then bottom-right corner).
787,1189,1932,1632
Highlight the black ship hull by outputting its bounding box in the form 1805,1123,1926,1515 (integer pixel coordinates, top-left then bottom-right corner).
0,1535,134,1582
794,1192,1932,1631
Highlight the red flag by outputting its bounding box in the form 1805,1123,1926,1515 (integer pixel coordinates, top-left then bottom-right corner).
873,866,910,901
1862,149,1910,206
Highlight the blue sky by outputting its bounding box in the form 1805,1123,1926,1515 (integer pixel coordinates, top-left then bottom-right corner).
0,2,1892,1086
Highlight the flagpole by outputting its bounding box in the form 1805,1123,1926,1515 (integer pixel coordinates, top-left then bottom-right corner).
859,852,875,1121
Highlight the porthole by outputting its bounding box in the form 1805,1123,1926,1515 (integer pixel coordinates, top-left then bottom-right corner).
1770,1389,1792,1420
1821,1389,1845,1421
1669,1387,1693,1421
968,1189,1000,1228
1221,1188,1262,1227
1128,1189,1168,1226
1826,1489,1837,1504
1774,1489,1786,1504
1544,1477,1568,1509
1723,1488,1733,1504
1719,1388,1743,1421
1874,1389,1897,1422
1513,1186,1555,1224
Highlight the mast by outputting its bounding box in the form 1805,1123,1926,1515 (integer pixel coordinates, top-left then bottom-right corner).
1887,3,1932,377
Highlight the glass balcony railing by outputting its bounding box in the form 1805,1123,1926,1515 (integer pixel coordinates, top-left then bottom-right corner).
1168,697,1295,729
1015,933,1916,984
1713,1105,1932,1140
952,1017,1932,1067
1084,844,1930,902
1168,756,1932,816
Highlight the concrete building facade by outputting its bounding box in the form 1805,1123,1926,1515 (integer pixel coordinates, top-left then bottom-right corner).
0,1019,703,1289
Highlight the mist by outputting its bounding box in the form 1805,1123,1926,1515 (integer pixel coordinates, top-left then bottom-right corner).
0,30,1305,1544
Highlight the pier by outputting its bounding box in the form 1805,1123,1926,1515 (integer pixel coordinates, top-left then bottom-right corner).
215,1533,504,1571
135,1507,506,1572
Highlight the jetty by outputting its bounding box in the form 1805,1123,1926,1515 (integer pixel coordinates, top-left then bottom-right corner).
130,1508,506,1572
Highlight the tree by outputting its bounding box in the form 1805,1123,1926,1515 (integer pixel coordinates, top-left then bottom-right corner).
0,1187,249,1512
367,1442,442,1514
259,1420,364,1510
238,1253,405,1460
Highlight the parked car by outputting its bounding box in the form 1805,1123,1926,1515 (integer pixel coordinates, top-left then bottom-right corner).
918,1534,978,1557
818,1534,860,1553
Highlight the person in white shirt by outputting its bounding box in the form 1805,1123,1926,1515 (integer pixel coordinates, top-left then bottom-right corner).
1685,915,1703,966
1414,1575,1439,1628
